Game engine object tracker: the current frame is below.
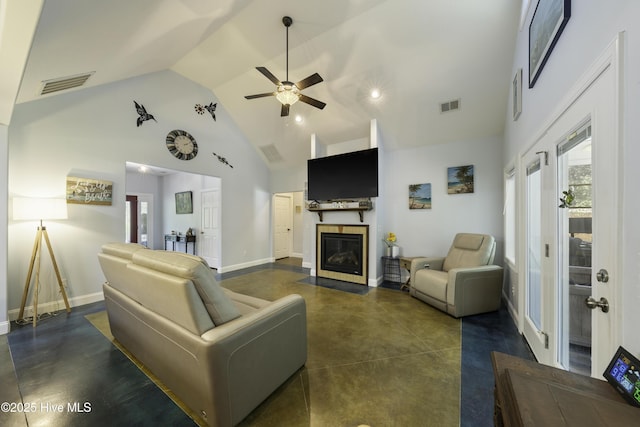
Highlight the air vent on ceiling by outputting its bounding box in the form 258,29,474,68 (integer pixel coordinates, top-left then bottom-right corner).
40,72,95,96
260,144,284,162
440,98,461,114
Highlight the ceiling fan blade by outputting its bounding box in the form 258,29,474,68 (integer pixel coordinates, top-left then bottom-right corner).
245,92,276,99
256,67,282,85
299,94,326,110
295,73,323,90
281,103,290,117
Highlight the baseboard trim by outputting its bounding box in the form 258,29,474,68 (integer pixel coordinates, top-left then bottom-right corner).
8,291,104,321
217,258,272,274
0,320,9,335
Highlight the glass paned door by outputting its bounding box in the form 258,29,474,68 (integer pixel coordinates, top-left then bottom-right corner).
526,159,543,331
523,154,550,361
557,123,593,375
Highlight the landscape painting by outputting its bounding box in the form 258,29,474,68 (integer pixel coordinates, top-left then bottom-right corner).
409,183,432,209
447,165,474,194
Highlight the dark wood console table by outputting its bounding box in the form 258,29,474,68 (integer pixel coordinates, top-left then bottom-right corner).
491,351,639,426
164,234,196,255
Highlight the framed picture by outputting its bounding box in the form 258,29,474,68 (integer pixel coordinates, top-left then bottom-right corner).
175,191,193,214
447,165,474,194
409,183,432,209
513,68,522,120
66,176,113,205
529,0,571,88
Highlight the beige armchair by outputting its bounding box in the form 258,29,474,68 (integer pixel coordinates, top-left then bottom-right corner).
409,233,503,318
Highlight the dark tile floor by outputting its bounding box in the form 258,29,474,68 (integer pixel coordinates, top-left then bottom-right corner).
1,259,533,426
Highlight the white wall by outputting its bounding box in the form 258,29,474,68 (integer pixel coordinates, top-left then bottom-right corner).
384,136,504,265
6,70,271,314
504,2,640,353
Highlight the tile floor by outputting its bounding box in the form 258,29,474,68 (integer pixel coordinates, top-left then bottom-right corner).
1,258,533,426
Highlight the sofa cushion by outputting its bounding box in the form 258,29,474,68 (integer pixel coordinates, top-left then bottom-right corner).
443,234,494,272
413,269,448,302
101,242,148,259
132,250,240,325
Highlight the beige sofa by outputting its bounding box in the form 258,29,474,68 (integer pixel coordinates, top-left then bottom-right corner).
97,243,307,427
409,233,503,318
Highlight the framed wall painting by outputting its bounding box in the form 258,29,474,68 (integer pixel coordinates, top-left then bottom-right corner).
447,165,474,194
175,191,193,214
66,176,113,205
409,183,431,209
513,68,522,120
529,0,571,88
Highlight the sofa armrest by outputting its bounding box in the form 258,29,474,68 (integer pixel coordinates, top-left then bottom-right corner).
446,265,504,317
199,293,307,425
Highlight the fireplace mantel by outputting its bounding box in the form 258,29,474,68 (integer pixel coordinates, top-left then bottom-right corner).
307,200,373,223
316,224,368,285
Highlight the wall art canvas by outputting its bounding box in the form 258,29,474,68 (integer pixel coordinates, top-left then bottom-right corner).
66,176,113,205
447,165,474,194
409,183,432,209
513,68,522,120
529,0,571,87
175,191,193,214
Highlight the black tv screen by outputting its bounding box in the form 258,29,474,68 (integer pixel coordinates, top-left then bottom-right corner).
307,148,378,201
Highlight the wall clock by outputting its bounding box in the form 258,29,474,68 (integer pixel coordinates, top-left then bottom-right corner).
166,129,198,160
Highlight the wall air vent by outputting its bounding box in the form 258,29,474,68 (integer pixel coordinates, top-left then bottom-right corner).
260,144,284,162
40,72,95,96
440,98,461,113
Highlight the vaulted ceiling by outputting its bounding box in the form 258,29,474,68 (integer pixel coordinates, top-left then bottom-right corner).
14,0,520,170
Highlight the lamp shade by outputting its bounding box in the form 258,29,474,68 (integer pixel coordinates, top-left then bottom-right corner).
13,197,68,221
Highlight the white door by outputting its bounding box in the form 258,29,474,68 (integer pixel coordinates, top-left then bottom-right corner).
520,36,621,375
274,194,292,260
200,188,221,268
137,194,153,248
522,153,551,363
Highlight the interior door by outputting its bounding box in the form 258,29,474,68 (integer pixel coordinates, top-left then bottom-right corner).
125,195,138,243
274,194,292,260
200,188,221,268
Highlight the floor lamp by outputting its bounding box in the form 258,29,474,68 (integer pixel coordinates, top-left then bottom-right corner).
13,197,71,327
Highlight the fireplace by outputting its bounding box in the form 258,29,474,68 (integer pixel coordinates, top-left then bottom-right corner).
316,224,368,285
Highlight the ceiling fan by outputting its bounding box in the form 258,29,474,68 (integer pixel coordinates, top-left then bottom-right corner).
245,16,326,117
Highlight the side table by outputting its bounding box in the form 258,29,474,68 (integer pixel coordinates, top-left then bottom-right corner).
381,256,401,283
399,256,424,291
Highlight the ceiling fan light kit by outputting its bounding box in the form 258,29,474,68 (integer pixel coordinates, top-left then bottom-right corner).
245,16,326,117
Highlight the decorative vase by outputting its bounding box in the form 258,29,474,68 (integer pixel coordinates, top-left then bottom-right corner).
391,246,400,257
385,246,392,257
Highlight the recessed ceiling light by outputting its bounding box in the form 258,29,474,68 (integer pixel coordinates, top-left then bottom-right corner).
295,115,303,123
370,89,381,99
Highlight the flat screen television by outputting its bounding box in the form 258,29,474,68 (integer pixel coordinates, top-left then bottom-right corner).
307,148,378,201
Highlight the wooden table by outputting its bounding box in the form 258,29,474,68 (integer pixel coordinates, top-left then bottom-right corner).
399,256,424,290
491,351,639,426
164,234,196,255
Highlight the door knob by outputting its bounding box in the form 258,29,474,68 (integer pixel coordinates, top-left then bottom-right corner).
596,269,609,283
585,296,609,313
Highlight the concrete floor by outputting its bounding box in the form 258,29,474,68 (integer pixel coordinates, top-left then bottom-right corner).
1,258,532,426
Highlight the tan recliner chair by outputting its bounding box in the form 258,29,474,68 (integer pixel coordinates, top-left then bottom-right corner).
409,233,503,318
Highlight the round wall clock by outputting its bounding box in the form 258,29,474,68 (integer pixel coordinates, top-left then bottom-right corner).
166,129,198,160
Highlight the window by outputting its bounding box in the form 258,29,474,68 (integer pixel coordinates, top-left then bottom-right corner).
504,168,516,265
